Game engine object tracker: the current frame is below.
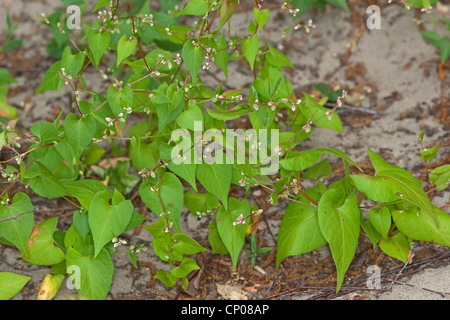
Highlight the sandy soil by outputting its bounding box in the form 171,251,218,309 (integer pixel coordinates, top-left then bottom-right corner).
0,0,449,300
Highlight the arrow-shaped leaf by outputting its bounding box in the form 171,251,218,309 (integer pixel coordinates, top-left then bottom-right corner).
318,189,360,292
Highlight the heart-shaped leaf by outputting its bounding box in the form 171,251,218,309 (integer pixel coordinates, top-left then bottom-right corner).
65,247,114,300
22,217,65,266
63,113,96,156
197,162,232,210
276,200,326,268
182,40,204,83
139,172,184,232
379,232,410,263
116,35,137,67
0,192,34,257
88,190,134,257
217,198,251,267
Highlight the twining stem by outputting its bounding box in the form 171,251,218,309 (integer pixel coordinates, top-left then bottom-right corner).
0,210,34,223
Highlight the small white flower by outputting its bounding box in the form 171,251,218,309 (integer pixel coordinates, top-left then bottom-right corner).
303,123,311,133
239,179,248,187
233,214,245,226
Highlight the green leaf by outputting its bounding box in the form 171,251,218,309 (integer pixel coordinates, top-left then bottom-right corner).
64,179,112,209
392,204,450,247
35,61,64,94
0,192,34,257
72,210,90,241
82,146,105,165
206,107,249,121
0,85,17,119
0,68,17,86
218,0,238,31
139,172,184,232
88,190,134,257
350,149,438,227
155,270,177,287
87,27,110,67
172,233,207,255
63,113,96,156
360,219,381,250
28,163,68,199
420,30,443,49
92,0,111,12
241,34,259,70
160,142,197,191
368,206,391,240
253,7,269,30
280,147,361,172
129,137,159,172
217,198,251,267
22,217,65,266
292,0,314,15
60,47,85,77
178,0,209,15
276,201,326,268
171,257,200,278
143,219,167,238
29,121,59,155
266,45,294,68
155,85,185,133
302,159,332,180
175,102,203,131
302,94,343,132
197,162,232,210
106,83,133,115
207,220,229,255
214,34,229,77
379,232,410,263
318,190,360,292
430,165,450,191
420,144,440,162
66,247,114,300
0,272,31,300
117,35,137,67
184,189,219,217
109,160,140,195
326,0,349,10
182,40,204,83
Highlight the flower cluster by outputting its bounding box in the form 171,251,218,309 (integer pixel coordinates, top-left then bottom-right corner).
60,68,72,85
0,166,17,183
105,112,126,127
112,237,127,248
40,13,50,24
97,9,113,23
202,47,215,70
295,19,315,33
212,93,243,104
164,221,173,233
129,244,147,254
233,214,246,226
138,168,156,178
267,98,301,112
142,14,154,26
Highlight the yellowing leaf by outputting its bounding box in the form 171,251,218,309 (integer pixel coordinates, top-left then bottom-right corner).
36,274,65,300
